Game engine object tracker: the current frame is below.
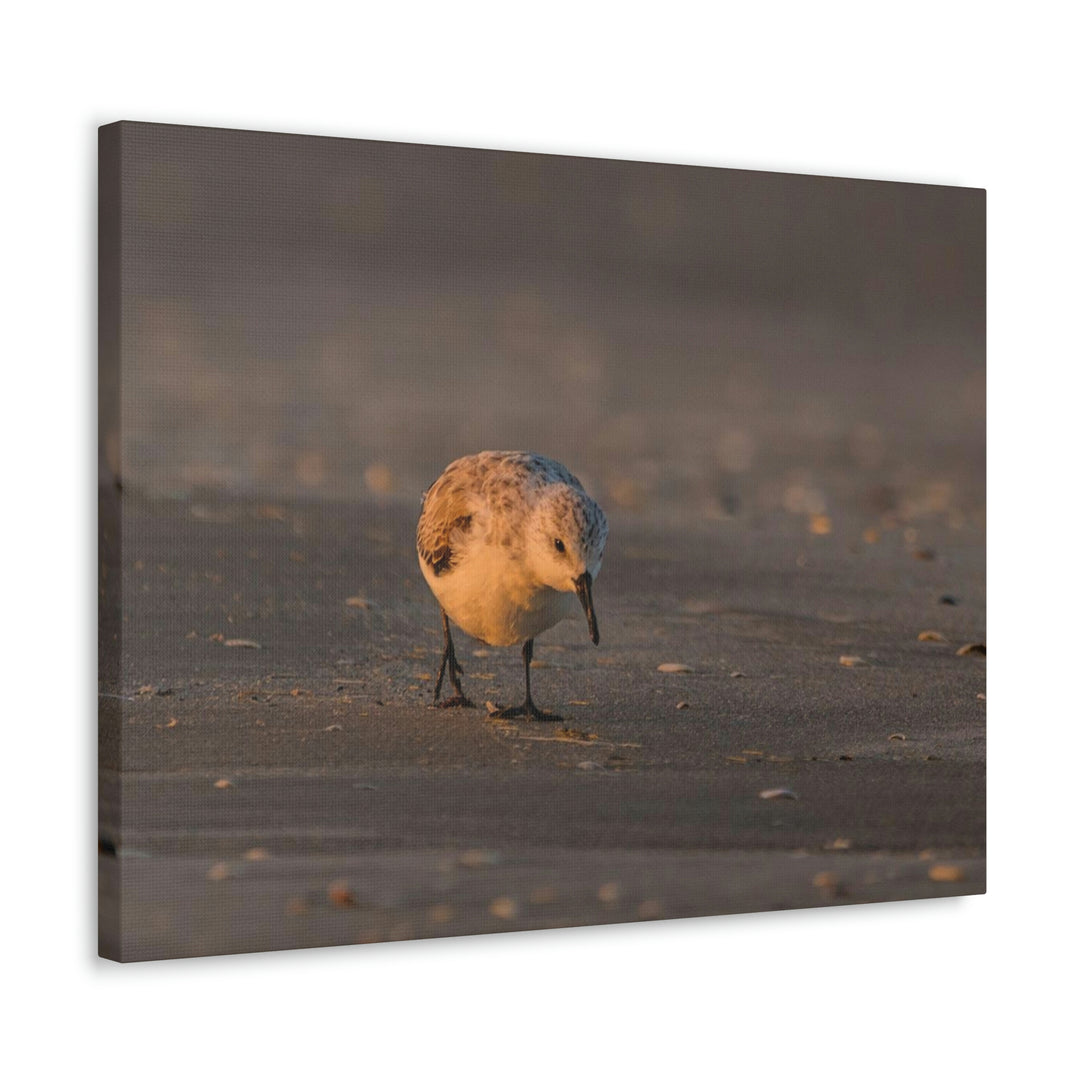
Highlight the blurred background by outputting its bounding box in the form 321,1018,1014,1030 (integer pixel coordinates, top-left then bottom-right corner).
107,122,985,522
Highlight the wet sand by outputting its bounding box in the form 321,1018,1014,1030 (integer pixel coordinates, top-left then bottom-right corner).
100,491,985,961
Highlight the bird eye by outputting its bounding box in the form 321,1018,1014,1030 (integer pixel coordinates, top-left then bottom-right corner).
554,538,565,553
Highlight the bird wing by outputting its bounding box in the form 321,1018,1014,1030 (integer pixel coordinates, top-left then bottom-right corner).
416,468,474,577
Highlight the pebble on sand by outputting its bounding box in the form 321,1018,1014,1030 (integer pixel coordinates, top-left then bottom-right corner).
488,897,518,919
213,778,232,789
327,881,358,907
811,871,840,899
928,864,965,883
597,882,621,904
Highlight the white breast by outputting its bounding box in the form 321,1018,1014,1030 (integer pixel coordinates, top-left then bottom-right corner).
420,541,576,647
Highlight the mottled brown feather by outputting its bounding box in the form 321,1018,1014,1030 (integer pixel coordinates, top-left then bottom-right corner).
417,451,593,577
417,467,476,576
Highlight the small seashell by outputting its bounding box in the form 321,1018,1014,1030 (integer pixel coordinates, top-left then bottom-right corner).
812,871,840,898
759,787,798,800
888,732,907,741
488,897,518,920
956,642,986,656
676,701,690,709
224,638,261,648
206,862,231,881
917,630,946,642
323,724,343,732
838,655,865,667
729,670,745,678
327,881,357,907
244,847,270,861
576,760,607,771
597,882,621,903
344,596,371,608
213,778,232,789
928,864,965,883
657,662,693,673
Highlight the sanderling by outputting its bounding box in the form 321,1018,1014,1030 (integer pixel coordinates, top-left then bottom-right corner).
417,451,608,721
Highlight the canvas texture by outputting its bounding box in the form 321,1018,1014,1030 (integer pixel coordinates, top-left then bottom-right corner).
99,121,986,962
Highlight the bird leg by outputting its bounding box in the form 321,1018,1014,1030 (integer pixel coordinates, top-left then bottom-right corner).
490,639,563,722
433,609,474,708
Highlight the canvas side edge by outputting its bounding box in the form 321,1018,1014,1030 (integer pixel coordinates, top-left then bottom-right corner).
98,121,124,962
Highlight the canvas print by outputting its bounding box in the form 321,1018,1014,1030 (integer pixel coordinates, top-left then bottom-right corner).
98,122,985,962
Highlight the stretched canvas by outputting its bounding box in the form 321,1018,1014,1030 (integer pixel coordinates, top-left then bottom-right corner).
98,121,985,962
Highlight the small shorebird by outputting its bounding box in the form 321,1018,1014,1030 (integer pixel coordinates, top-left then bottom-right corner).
417,451,608,721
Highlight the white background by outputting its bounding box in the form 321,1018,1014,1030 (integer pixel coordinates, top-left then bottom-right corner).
2,2,1073,1075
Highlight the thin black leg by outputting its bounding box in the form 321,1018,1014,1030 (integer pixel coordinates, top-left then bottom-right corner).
433,609,474,708
490,638,563,722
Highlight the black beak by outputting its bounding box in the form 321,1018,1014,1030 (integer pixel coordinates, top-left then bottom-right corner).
574,571,599,646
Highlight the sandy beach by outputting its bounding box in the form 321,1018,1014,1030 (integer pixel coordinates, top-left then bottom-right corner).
100,485,985,961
